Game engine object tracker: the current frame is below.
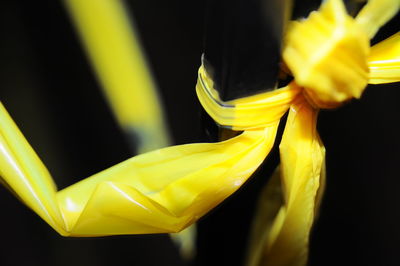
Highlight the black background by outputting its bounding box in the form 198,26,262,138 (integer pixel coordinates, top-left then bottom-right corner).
0,1,400,266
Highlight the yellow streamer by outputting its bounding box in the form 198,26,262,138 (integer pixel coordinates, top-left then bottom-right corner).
63,0,170,153
254,98,325,266
62,0,197,255
0,98,279,236
0,0,399,266
247,0,400,265
369,32,400,84
356,0,399,39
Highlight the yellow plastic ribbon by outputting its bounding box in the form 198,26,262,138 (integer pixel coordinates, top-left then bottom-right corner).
369,32,400,84
198,64,324,266
0,97,279,236
64,0,170,153
0,1,399,266
246,0,400,265
63,0,195,256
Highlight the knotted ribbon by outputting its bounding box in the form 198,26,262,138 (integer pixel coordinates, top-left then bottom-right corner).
0,1,399,266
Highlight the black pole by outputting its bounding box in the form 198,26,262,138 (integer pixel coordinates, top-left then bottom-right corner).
197,1,292,266
203,0,292,101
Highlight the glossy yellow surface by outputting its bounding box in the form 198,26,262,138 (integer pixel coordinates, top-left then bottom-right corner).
369,33,400,84
247,0,400,265
199,67,324,266
258,98,325,266
0,0,399,265
197,67,301,130
64,0,170,153
0,98,277,236
63,0,197,255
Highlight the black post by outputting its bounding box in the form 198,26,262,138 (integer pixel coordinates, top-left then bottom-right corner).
203,0,292,101
197,1,292,266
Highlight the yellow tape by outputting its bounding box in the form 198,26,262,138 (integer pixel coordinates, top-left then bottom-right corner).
0,1,399,266
0,99,278,236
369,32,400,84
197,66,301,130
198,67,323,266
247,1,400,265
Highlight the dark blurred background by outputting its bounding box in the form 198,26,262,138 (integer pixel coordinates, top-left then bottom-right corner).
0,1,399,266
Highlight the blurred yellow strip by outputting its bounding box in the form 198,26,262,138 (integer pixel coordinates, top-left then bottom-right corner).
64,0,170,153
356,0,399,39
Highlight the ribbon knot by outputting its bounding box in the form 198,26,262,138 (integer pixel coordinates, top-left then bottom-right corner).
284,0,371,109
197,1,400,265
0,1,398,266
